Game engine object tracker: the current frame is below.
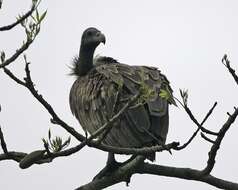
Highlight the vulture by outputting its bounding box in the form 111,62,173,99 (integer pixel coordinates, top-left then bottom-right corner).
69,27,176,177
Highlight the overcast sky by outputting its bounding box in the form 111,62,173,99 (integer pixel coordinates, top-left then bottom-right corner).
1,0,238,189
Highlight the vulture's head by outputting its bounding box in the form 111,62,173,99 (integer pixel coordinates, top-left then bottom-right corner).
81,27,106,50
71,27,106,76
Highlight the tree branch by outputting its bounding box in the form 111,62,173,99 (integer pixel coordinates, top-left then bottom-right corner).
0,127,8,154
222,54,238,85
0,151,26,162
201,107,238,175
0,38,34,68
137,163,238,190
0,1,44,69
0,2,36,31
176,91,218,136
200,132,215,144
184,105,219,136
176,102,217,150
76,156,146,190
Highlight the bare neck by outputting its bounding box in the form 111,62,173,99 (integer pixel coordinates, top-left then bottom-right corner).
77,45,96,76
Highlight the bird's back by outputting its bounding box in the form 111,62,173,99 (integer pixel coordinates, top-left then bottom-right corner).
70,57,175,150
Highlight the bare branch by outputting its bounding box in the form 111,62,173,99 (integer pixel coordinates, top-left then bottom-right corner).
201,133,215,144
0,3,35,31
0,39,34,68
0,142,179,170
177,90,218,136
137,163,238,190
0,127,8,153
184,105,218,136
0,1,45,68
3,67,26,85
222,54,238,85
201,102,218,125
2,147,238,190
201,107,238,175
176,102,217,150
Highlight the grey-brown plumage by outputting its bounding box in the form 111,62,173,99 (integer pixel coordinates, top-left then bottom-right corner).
69,27,176,161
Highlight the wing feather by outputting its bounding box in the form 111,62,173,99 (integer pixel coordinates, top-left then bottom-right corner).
69,58,174,148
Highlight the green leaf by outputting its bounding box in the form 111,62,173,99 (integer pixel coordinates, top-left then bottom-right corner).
32,0,38,6
35,26,41,36
39,10,47,23
36,9,40,22
179,89,188,106
30,15,37,22
159,89,170,100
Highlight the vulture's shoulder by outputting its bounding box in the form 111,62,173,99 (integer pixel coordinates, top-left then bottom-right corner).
91,56,175,106
93,56,119,66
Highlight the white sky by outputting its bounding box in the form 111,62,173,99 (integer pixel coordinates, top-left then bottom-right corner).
1,0,238,189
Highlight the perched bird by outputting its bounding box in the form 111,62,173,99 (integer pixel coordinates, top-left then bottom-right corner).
69,27,176,177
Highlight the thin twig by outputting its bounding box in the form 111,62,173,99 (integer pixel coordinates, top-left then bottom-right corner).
0,2,43,68
201,107,238,175
0,4,35,31
222,54,238,85
0,127,8,153
175,128,200,150
200,133,215,144
184,105,218,136
176,102,217,150
201,102,218,126
3,67,26,85
0,39,34,68
176,93,218,136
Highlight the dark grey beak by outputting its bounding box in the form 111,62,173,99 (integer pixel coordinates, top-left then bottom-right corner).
97,32,106,44
100,33,106,44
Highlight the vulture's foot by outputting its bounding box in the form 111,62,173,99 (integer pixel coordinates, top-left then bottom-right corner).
93,153,136,181
93,152,121,180
93,160,121,180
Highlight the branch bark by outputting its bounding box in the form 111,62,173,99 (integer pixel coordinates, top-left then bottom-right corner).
137,164,238,190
